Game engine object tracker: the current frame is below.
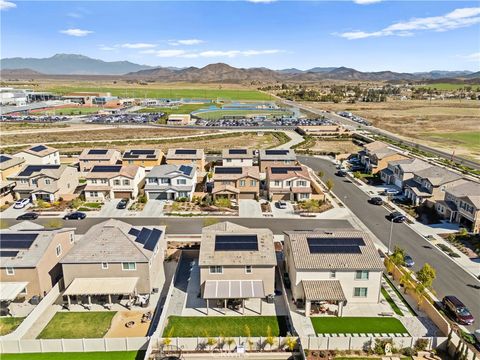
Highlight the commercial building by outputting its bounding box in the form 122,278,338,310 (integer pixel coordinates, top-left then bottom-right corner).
167,114,192,125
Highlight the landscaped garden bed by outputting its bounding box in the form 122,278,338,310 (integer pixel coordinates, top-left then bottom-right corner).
294,199,332,214
442,231,480,258
164,196,237,215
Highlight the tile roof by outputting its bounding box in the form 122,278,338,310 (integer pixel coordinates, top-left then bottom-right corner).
147,164,195,179
267,165,311,181
222,149,255,159
10,164,67,180
302,280,346,301
85,165,140,179
17,145,58,157
364,141,400,159
122,149,162,161
0,154,24,171
413,166,462,186
213,166,259,181
79,148,120,160
166,148,204,160
389,158,432,173
259,149,296,161
446,180,480,208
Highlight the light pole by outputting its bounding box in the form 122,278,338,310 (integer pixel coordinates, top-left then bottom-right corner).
387,218,394,255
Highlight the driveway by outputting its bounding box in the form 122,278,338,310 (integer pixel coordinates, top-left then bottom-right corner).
95,199,130,218
1,203,34,219
239,199,262,218
270,201,296,218
139,199,165,217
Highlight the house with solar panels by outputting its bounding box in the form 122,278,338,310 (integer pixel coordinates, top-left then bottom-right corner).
84,165,145,202
212,166,260,201
258,149,297,173
15,144,60,165
0,154,25,206
198,222,276,315
222,149,255,167
8,164,79,202
78,148,121,173
61,219,166,308
284,230,384,317
144,164,196,201
0,227,76,300
266,165,313,201
121,149,164,170
165,148,205,173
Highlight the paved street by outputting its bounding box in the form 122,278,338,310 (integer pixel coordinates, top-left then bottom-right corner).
299,156,480,331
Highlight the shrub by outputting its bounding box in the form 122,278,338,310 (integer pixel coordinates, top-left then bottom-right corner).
401,347,415,356
138,195,147,204
214,197,231,208
414,338,429,352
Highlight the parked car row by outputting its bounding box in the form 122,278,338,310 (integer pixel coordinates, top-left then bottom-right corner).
0,115,68,122
86,114,162,124
337,111,371,126
271,117,333,126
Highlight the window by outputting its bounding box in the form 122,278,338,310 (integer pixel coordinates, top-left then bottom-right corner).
128,160,134,164
355,270,369,280
245,265,252,274
90,191,98,197
113,180,121,186
226,159,232,163
6,267,14,276
161,178,170,184
122,262,136,271
330,271,336,279
286,181,292,186
70,234,74,243
250,180,257,186
209,266,223,274
91,179,98,184
147,178,157,184
32,179,38,186
274,180,280,186
101,179,107,184
101,262,108,269
297,181,307,187
20,179,28,184
177,179,187,185
178,192,188,198
45,179,51,185
56,244,62,257
354,287,368,297
222,181,230,185
239,180,246,187
123,179,130,186
299,193,309,199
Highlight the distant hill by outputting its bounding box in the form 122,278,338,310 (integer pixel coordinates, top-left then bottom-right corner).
0,68,44,77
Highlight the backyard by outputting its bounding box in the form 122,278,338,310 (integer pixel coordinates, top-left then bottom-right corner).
0,317,24,336
310,317,408,335
1,351,145,360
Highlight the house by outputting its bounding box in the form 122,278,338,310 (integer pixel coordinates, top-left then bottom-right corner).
144,164,196,201
258,149,297,172
0,227,76,300
84,165,145,202
404,166,463,206
61,219,166,307
222,149,255,167
198,221,276,315
166,148,205,173
121,149,164,170
8,164,79,202
359,141,408,174
167,114,192,125
15,145,60,165
380,158,432,189
78,148,121,173
0,154,25,206
436,180,480,233
212,166,260,201
284,229,384,317
266,166,312,201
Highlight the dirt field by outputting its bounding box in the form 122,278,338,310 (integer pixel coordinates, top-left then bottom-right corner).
105,311,150,338
299,139,362,154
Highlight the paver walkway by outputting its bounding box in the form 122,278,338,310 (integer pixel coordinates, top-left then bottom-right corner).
381,278,413,317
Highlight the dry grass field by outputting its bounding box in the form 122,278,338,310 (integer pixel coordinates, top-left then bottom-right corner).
302,139,362,154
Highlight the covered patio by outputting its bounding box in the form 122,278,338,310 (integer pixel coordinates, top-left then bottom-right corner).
302,280,346,317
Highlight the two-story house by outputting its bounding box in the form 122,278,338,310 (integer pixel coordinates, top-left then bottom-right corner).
78,148,121,173
198,221,276,315
121,149,164,170
61,219,166,307
212,166,260,201
380,158,432,189
84,165,145,202
144,164,196,201
8,164,79,202
284,229,384,317
0,154,24,206
15,145,60,165
165,149,205,173
359,141,408,174
266,166,312,201
258,149,297,172
222,149,255,167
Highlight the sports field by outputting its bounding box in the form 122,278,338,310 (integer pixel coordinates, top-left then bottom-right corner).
194,109,290,120
136,103,216,115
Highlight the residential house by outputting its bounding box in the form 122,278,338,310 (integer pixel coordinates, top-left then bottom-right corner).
258,149,297,172
144,164,196,201
166,149,205,173
78,148,121,173
15,145,60,166
8,164,79,202
121,149,164,170
222,149,255,167
380,158,432,189
266,166,312,201
284,229,384,317
212,166,260,201
61,219,166,306
0,154,24,206
297,125,348,136
84,165,145,202
360,141,408,174
198,221,276,314
0,227,76,300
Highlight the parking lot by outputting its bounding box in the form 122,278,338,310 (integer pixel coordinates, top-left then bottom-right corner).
194,116,334,128
85,113,162,124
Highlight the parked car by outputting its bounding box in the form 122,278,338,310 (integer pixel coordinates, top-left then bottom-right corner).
13,198,30,209
117,198,129,209
387,211,406,223
16,212,39,220
382,189,400,196
63,211,87,220
404,255,414,267
442,295,475,325
336,170,347,177
369,197,384,205
276,200,287,209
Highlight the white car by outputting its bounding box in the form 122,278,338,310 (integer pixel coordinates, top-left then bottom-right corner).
382,189,400,196
276,200,287,209
13,198,30,209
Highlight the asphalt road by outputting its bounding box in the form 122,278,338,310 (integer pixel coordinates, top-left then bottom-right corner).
299,155,480,331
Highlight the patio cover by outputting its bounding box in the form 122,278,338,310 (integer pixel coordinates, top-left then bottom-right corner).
302,280,346,301
64,277,138,296
203,280,265,299
0,282,28,301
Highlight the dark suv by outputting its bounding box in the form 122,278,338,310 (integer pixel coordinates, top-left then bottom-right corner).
442,295,475,325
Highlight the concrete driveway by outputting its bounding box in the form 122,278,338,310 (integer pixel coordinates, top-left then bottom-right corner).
139,199,165,217
1,203,34,219
270,201,296,218
96,199,130,217
239,199,262,218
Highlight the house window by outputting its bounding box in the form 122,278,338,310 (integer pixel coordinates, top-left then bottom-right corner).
113,180,121,186
123,179,130,186
286,181,292,186
90,191,98,197
299,193,309,199
56,244,62,257
250,180,257,186
20,179,28,184
45,179,51,185
102,262,108,269
297,181,307,187
128,160,134,164
91,179,98,184
101,179,107,184
354,287,368,297
222,181,230,185
122,262,136,271
226,159,232,163
178,192,188,198
6,267,14,276
209,266,223,274
147,178,157,184
177,179,187,185
239,180,246,187
355,270,369,280
245,266,252,274
330,271,336,278
32,179,38,186
274,181,280,186
161,178,170,184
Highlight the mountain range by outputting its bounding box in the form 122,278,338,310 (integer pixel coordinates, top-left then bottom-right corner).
1,54,478,83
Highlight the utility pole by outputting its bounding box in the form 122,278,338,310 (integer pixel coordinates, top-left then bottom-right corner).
388,218,394,255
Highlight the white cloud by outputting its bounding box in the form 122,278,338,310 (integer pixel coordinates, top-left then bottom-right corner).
120,43,157,49
168,39,204,46
145,49,282,58
460,52,480,62
60,28,93,37
67,12,82,18
247,0,277,3
0,0,16,10
338,7,480,39
353,0,382,4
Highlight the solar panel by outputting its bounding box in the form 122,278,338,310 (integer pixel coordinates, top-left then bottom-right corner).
265,150,289,155
91,165,122,173
135,227,152,245
270,167,303,174
146,155,157,159
0,250,19,258
0,233,38,249
179,165,193,176
307,237,365,246
307,238,363,254
88,149,108,155
128,228,141,237
30,145,48,152
215,235,258,251
215,167,242,174
229,149,247,155
123,153,139,159
17,165,60,177
0,155,11,163
131,150,155,155
144,228,163,251
175,149,196,155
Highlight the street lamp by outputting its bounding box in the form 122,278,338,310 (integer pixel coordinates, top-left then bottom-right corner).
387,218,394,255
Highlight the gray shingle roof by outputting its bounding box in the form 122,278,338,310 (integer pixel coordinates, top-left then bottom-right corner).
259,149,296,161
446,180,480,208
413,166,462,186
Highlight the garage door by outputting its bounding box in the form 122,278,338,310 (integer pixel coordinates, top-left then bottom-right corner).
271,193,290,201
147,192,168,200
239,192,256,200
114,191,132,199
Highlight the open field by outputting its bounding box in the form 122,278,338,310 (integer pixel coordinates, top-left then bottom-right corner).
0,317,24,336
310,317,408,334
194,109,290,120
32,107,101,115
297,139,362,154
0,122,70,131
1,351,144,360
416,83,479,90
163,316,288,337
424,131,480,154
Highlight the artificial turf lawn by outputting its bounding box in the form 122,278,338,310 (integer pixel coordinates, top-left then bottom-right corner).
37,312,116,339
0,317,25,336
163,316,288,337
310,317,408,334
0,351,144,360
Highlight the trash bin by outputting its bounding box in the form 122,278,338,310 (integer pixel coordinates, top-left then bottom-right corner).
266,294,274,304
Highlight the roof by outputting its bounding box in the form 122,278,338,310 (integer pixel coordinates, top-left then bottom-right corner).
213,166,259,181
166,148,204,160
259,149,296,161
199,222,276,267
203,280,265,299
10,164,66,179
446,180,480,208
64,277,138,296
364,141,400,159
0,282,29,301
85,165,140,179
284,229,384,271
122,149,162,161
267,165,311,181
413,166,462,186
404,179,433,197
147,164,195,179
61,219,165,264
79,148,120,160
9,221,45,231
222,149,255,159
17,144,58,157
302,280,346,301
0,154,24,171
212,184,240,194
389,158,431,173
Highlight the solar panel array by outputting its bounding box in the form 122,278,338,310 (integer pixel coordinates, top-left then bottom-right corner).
0,233,38,251
146,155,157,159
0,250,19,258
215,167,243,174
265,150,289,155
131,150,155,155
0,155,12,163
179,165,193,176
88,149,108,155
18,165,61,177
307,237,364,254
91,165,122,173
229,149,247,155
123,150,156,159
132,227,163,252
270,167,303,174
215,234,259,251
175,149,196,155
30,145,48,152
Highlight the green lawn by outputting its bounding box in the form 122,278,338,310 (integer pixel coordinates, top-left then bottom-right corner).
163,316,288,337
416,83,477,90
33,107,101,115
37,312,116,339
194,109,290,120
425,131,480,152
310,317,408,334
136,103,215,115
0,317,25,336
381,287,403,316
0,351,144,360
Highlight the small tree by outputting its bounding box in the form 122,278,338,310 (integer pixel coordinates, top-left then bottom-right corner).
353,171,362,179
317,170,324,179
414,284,426,309
264,325,276,350
284,335,297,351
206,336,217,351
416,263,436,289
400,271,413,293
391,246,406,266
325,178,334,192
163,326,175,348
385,257,395,275
225,337,235,351
244,324,254,351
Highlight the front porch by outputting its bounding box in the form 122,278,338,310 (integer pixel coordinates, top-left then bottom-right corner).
31,192,56,202
212,185,239,201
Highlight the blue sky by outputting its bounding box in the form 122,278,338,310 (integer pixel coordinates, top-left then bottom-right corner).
1,0,479,72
